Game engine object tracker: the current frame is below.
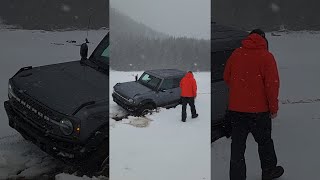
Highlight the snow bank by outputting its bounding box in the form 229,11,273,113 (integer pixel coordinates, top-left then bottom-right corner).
0,134,58,179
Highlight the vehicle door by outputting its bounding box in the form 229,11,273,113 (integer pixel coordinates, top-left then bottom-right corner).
212,50,233,126
156,78,177,106
171,77,182,102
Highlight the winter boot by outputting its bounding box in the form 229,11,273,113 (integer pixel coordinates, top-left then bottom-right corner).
262,166,284,180
192,114,199,118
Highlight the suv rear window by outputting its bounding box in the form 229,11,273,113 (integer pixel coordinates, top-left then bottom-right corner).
173,78,181,88
159,78,181,90
160,79,173,90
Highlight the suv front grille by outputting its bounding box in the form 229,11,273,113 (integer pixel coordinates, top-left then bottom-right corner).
10,88,59,132
113,91,130,102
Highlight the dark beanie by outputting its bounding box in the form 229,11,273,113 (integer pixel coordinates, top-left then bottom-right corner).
250,29,266,38
250,29,269,50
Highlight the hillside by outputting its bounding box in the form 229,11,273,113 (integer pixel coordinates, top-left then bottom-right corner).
213,0,320,31
110,8,210,71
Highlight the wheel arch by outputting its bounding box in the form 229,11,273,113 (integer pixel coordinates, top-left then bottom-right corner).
139,99,156,108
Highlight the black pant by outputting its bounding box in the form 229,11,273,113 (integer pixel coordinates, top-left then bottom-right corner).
228,111,278,180
181,97,197,121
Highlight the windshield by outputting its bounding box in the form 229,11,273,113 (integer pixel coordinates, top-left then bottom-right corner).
89,33,109,68
138,73,161,90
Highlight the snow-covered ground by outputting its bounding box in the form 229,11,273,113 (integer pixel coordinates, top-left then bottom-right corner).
212,31,320,179
0,29,107,179
55,173,108,180
110,71,211,180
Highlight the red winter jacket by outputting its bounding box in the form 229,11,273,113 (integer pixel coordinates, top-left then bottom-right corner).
223,34,280,114
180,72,197,97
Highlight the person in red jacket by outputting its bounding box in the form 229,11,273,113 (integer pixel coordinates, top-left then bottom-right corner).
180,71,198,122
223,29,284,180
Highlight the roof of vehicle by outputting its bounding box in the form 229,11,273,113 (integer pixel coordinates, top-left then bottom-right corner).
212,23,248,52
145,69,186,79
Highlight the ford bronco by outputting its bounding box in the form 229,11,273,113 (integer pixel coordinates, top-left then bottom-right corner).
4,33,109,174
112,69,186,116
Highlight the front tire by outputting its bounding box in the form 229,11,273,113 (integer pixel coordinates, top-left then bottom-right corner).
77,141,109,177
77,125,109,177
137,103,154,116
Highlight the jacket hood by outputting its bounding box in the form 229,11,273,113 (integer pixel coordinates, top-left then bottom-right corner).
241,34,267,50
184,72,194,79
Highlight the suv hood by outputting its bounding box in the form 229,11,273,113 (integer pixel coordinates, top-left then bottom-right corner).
114,81,153,99
11,61,108,115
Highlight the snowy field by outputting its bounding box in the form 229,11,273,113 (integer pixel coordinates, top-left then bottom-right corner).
0,29,107,179
110,71,211,180
212,31,320,179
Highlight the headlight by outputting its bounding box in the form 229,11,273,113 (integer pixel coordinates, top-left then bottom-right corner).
60,119,73,135
128,99,134,103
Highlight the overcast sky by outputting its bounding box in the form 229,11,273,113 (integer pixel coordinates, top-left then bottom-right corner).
110,0,210,40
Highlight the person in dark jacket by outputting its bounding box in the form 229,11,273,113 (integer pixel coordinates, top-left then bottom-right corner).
180,71,198,122
223,29,284,180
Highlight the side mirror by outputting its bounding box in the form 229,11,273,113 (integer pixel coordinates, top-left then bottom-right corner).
80,43,88,60
135,74,139,81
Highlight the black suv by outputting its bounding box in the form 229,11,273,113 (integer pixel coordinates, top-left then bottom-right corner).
4,33,109,173
211,23,248,142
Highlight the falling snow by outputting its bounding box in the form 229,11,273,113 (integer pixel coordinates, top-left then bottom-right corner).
270,3,280,13
61,4,71,12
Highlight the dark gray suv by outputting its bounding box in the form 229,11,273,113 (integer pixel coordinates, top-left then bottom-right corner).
112,69,186,115
211,23,248,142
4,33,109,174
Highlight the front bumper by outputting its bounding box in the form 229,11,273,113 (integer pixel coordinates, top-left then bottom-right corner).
112,92,138,112
4,101,87,161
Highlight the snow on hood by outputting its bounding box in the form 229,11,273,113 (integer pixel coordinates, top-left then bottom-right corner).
114,81,152,99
